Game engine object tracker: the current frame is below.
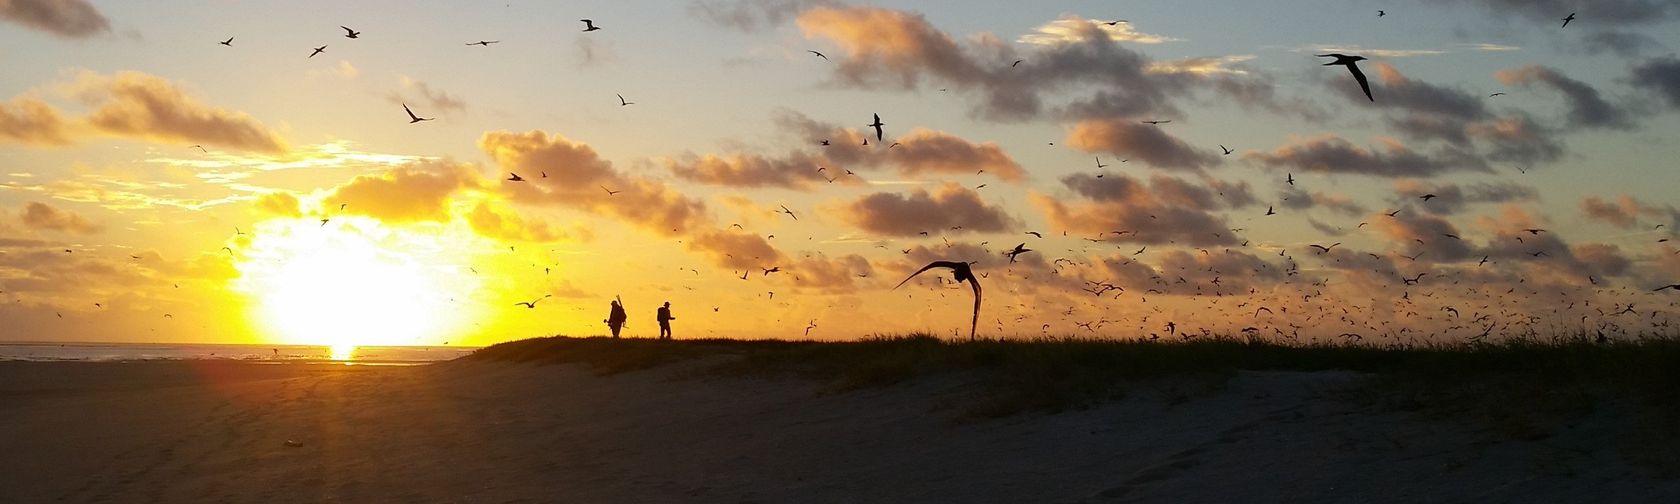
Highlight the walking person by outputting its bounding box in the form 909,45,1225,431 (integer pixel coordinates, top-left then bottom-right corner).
605,297,627,338
656,301,675,340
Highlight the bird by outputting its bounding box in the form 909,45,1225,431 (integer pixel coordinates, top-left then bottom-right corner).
1561,12,1575,28
581,19,601,32
309,45,327,58
1265,205,1276,216
778,205,798,220
191,145,208,153
340,26,361,39
1420,193,1437,201
868,113,885,142
402,104,432,123
894,261,982,341
507,173,525,182
1105,20,1129,26
1318,53,1372,102
1025,231,1043,238
1309,243,1342,254
1003,243,1032,263
808,50,827,60
1286,173,1294,185
1489,92,1506,97
762,266,781,276
1095,156,1108,168
1654,284,1680,292
466,40,500,46
1523,228,1546,235
1011,59,1023,67
1378,10,1386,17
602,186,621,195
513,295,552,309
1141,120,1171,125
219,37,233,46
1220,145,1233,155
616,93,634,106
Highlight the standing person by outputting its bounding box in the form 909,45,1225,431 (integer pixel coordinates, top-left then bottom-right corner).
605,298,627,338
656,301,675,340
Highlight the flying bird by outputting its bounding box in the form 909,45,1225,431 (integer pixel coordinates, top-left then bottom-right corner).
191,145,208,153
340,26,361,39
1105,20,1129,26
220,37,233,46
1220,145,1233,155
309,45,327,58
1011,59,1023,67
1653,284,1680,292
602,186,621,195
808,50,827,60
778,205,798,220
466,40,500,46
1265,205,1276,216
507,173,525,182
1420,193,1437,201
1318,53,1372,102
1489,92,1506,97
581,19,601,32
894,261,982,341
1141,119,1171,125
402,104,432,123
1025,231,1043,238
513,295,552,309
616,93,634,106
1003,243,1032,263
868,113,885,142
1378,10,1386,17
1561,12,1575,28
1309,243,1342,254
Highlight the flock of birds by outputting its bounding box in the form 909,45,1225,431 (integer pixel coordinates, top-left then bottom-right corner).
16,9,1678,346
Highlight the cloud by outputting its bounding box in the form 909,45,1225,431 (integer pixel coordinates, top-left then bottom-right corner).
1630,55,1680,110
466,201,588,243
389,76,465,115
1580,31,1661,57
323,160,483,224
252,192,303,218
71,71,291,154
0,0,110,38
1395,180,1538,215
1419,0,1680,25
663,111,1025,189
837,183,1019,236
1030,173,1241,246
1495,65,1633,130
690,0,832,32
1065,118,1220,171
17,201,101,234
1309,46,1446,58
1243,135,1488,177
1146,55,1256,76
480,130,709,236
1018,16,1178,46
1368,211,1473,262
686,230,785,270
1579,194,1676,229
1278,187,1367,216
0,96,71,145
796,6,1290,122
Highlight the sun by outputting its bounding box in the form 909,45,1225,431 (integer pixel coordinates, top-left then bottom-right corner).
232,217,481,351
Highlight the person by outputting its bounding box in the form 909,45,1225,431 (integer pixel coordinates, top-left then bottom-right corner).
656,301,675,340
605,298,627,338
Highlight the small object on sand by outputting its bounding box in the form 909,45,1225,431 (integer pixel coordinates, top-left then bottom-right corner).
283,440,304,448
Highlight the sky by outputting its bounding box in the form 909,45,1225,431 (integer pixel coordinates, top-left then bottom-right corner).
2,0,1679,348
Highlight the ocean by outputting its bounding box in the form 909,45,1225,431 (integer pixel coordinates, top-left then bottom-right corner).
0,342,474,365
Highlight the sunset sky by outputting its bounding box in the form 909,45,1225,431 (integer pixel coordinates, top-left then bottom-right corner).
2,0,1679,347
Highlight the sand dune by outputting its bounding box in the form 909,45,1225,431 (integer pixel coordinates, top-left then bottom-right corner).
1,359,1675,503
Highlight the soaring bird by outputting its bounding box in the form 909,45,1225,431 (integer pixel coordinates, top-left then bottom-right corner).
1420,193,1437,201
1309,242,1342,254
340,26,361,39
581,19,601,32
602,186,621,195
1220,144,1233,155
466,40,500,46
808,50,827,60
778,204,798,220
309,45,327,58
1561,12,1575,28
1025,231,1043,238
402,104,432,123
1265,205,1276,216
507,172,525,182
1653,284,1680,292
1141,119,1171,125
894,261,982,341
616,93,634,106
868,113,885,142
1287,173,1295,185
513,295,552,309
1318,53,1372,101
219,37,234,46
1003,243,1032,263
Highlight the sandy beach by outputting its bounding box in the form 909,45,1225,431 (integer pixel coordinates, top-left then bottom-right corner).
2,355,1676,503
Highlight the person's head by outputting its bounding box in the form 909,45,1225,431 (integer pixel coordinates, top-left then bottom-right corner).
663,301,670,307
611,300,620,307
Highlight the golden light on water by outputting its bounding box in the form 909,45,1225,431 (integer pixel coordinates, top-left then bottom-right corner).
329,344,355,361
231,217,487,349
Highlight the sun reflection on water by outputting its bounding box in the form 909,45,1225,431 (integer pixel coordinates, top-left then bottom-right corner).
330,344,355,361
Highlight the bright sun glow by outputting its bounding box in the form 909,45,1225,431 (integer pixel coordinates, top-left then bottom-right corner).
233,217,483,350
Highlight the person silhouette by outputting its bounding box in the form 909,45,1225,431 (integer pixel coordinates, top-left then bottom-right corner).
656,301,674,340
605,298,627,338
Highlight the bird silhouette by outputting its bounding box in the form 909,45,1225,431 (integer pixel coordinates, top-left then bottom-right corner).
581,19,601,32
514,295,552,309
403,104,432,123
1220,144,1233,155
1561,12,1575,28
507,173,525,182
1141,119,1171,125
778,205,798,220
219,37,233,46
466,40,500,46
616,93,634,106
1420,193,1437,201
602,186,621,195
894,261,981,341
1318,53,1372,101
808,50,827,60
1003,243,1032,263
309,45,327,58
341,26,360,39
1654,284,1680,292
868,113,885,142
1309,243,1341,254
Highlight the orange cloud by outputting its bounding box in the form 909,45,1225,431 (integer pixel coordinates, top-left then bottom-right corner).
18,201,101,234
0,97,72,145
466,201,589,243
252,192,303,218
838,183,1019,236
323,160,482,224
481,130,708,237
1066,119,1218,171
72,72,290,154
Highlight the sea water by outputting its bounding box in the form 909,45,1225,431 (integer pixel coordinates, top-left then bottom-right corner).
0,342,473,365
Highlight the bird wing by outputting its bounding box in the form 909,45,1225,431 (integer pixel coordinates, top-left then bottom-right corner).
893,261,959,290
1348,64,1373,101
403,104,416,119
967,277,982,340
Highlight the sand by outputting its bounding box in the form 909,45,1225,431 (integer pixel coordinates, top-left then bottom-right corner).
1,359,1675,503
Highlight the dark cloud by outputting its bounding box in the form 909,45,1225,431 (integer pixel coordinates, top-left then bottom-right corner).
796,6,1291,122
1418,0,1680,25
1629,55,1680,110
1358,63,1490,121
838,183,1019,236
1496,65,1633,130
1579,194,1676,229
1278,187,1367,216
1395,180,1538,215
1031,173,1241,246
0,0,110,38
1369,211,1473,262
1580,31,1662,57
18,201,101,234
1066,119,1220,171
1244,135,1488,177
